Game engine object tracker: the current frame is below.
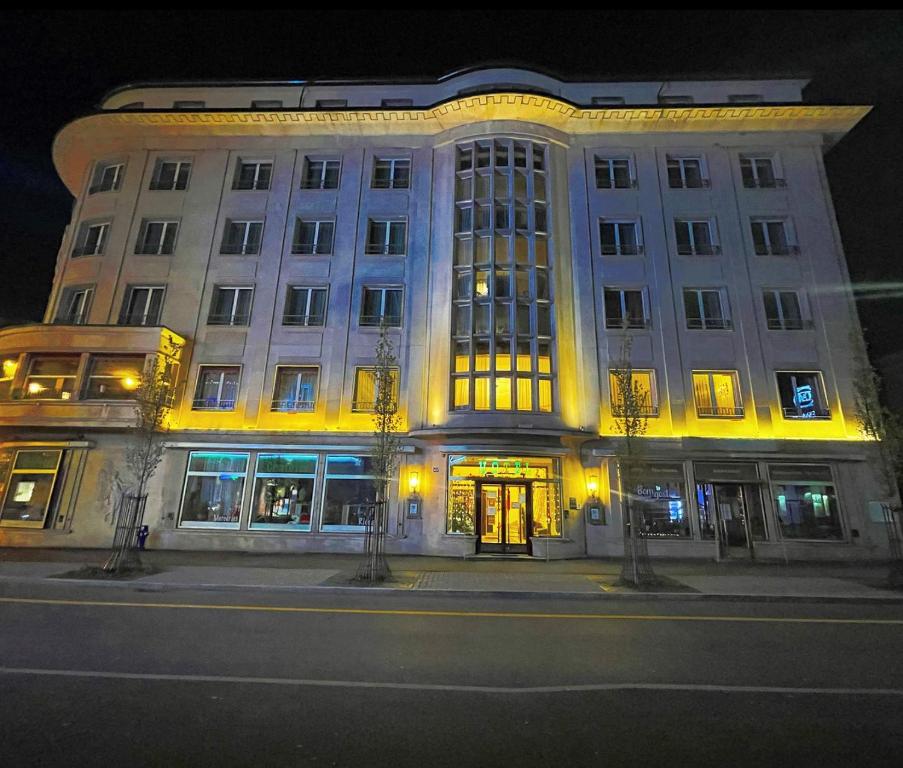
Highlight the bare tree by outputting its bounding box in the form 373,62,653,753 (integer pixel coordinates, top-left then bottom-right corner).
610,337,656,586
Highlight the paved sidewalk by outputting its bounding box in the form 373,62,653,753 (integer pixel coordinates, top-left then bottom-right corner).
0,548,901,602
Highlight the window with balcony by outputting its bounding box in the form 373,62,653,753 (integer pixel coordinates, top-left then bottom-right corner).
740,155,782,188
220,220,263,255
72,221,109,258
55,286,93,325
610,369,658,416
292,219,334,255
23,356,80,400
233,160,272,190
684,288,731,330
604,288,648,329
361,287,403,327
89,162,123,194
119,286,164,326
135,220,178,255
271,367,318,412
594,156,634,189
300,158,340,190
777,372,830,419
751,218,797,255
372,157,411,189
667,155,707,188
675,219,718,255
83,355,146,400
150,160,191,191
208,287,253,326
192,366,240,410
600,219,642,256
352,366,398,413
365,219,406,255
283,286,327,327
763,290,806,330
692,371,744,417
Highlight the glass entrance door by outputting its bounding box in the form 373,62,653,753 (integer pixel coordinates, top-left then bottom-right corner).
477,482,531,554
696,482,767,558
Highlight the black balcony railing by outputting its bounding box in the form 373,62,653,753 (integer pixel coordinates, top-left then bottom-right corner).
696,405,745,417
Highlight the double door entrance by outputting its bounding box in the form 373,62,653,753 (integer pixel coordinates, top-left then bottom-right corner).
476,481,531,554
696,482,767,558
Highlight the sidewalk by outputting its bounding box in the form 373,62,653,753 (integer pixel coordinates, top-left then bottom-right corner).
1,548,901,602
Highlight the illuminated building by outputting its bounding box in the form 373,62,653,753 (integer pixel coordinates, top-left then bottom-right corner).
0,67,896,560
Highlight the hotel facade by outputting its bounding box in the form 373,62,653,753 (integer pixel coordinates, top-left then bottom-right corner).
0,67,896,560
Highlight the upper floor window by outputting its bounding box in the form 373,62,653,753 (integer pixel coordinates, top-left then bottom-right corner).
208,286,253,326
271,367,318,412
135,220,178,255
667,155,707,189
751,218,797,255
692,371,744,418
594,156,634,189
83,355,145,400
301,158,341,190
23,356,80,400
600,219,642,256
233,160,272,191
292,219,334,255
220,220,263,255
192,366,240,410
251,99,282,109
55,286,94,325
684,288,731,330
283,286,327,327
740,155,782,188
352,366,399,413
315,99,347,109
675,219,718,256
150,160,191,191
365,219,406,255
173,100,205,109
361,287,403,327
119,286,165,326
372,157,411,189
89,162,124,194
604,288,648,329
609,369,659,417
763,290,806,330
72,222,109,258
777,372,830,419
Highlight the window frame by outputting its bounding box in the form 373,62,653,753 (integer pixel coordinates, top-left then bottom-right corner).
135,219,179,255
270,366,320,413
232,159,273,191
352,366,399,413
599,218,643,256
750,217,798,256
191,365,242,411
593,155,635,190
177,451,248,529
609,368,659,417
775,371,831,420
371,157,411,190
81,354,147,401
55,286,94,325
692,370,744,418
365,218,407,256
762,289,807,330
207,286,254,327
72,221,110,258
683,288,732,330
603,287,649,330
283,285,328,327
360,286,404,328
23,355,80,401
674,218,719,256
292,219,335,255
149,159,192,191
666,154,708,189
0,449,64,529
739,154,784,189
119,285,165,326
300,157,341,190
89,162,124,194
220,219,264,256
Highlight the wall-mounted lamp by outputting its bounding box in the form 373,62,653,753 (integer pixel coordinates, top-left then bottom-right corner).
2,359,17,379
408,470,420,496
587,474,599,497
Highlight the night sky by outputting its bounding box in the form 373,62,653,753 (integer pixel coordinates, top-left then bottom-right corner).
2,10,902,361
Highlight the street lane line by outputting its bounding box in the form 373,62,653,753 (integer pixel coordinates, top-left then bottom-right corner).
1,596,902,625
2,667,903,696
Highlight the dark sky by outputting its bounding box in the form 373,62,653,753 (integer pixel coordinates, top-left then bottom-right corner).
2,10,902,358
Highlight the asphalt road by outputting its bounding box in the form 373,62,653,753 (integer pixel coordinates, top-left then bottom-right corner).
2,581,902,767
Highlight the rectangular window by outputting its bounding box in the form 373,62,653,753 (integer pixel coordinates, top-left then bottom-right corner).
55,286,94,324
352,366,399,413
292,219,334,255
208,286,253,326
609,369,658,416
604,288,648,329
763,290,805,330
675,219,717,255
192,366,240,410
361,287,403,327
692,371,743,417
594,156,633,189
771,465,842,540
684,289,731,329
667,155,707,188
220,220,263,255
119,286,164,326
150,160,191,191
751,219,796,255
599,220,642,256
372,157,411,189
271,367,318,412
633,464,689,537
300,158,341,190
135,220,178,255
740,155,781,188
250,454,317,531
283,286,327,326
365,219,406,255
24,356,80,400
72,222,109,257
83,355,145,400
0,449,63,528
233,160,272,191
89,162,123,194
776,372,830,419
0,358,18,400
321,455,378,531
178,452,246,527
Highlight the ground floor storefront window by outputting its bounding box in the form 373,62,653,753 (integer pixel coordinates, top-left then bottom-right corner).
769,464,843,540
250,454,317,531
0,449,63,528
179,452,248,528
630,463,689,537
320,456,378,532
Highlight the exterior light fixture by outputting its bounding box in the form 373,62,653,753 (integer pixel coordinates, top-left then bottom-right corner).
121,376,140,391
408,470,420,495
2,359,17,378
587,474,599,497
27,382,45,395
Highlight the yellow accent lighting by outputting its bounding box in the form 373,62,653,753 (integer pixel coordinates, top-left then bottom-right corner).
408,470,420,495
27,382,45,394
587,474,599,497
2,359,17,378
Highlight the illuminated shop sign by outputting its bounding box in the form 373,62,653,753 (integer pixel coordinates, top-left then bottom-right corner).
635,483,682,500
793,384,817,418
